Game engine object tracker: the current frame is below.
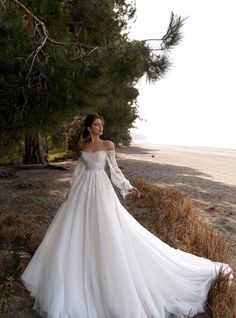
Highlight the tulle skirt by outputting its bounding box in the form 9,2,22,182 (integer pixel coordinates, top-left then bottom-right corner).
21,169,232,318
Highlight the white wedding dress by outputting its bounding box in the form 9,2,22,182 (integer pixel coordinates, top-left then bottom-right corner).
21,150,233,318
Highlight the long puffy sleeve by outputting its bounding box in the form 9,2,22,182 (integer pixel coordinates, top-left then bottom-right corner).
106,150,134,198
69,156,85,186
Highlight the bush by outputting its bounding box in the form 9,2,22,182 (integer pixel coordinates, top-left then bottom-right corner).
0,214,45,314
132,179,236,318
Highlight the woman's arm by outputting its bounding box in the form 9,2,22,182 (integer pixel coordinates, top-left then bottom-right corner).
106,141,140,198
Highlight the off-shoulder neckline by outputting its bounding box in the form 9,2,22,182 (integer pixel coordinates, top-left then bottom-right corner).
80,150,115,153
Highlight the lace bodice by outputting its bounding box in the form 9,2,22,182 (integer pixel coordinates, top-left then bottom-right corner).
81,150,108,170
69,150,134,198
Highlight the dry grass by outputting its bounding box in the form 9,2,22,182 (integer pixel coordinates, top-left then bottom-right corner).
131,178,236,318
0,214,45,314
0,214,45,255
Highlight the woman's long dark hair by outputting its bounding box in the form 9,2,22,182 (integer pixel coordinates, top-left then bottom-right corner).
76,113,104,152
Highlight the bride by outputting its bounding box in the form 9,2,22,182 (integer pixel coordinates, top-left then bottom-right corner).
21,113,232,318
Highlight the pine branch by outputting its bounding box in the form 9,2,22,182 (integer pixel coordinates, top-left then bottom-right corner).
12,0,98,81
10,1,186,83
13,0,98,51
161,12,188,50
0,0,7,6
142,13,187,51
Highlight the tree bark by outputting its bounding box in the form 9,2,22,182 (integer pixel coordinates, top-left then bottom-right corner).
24,130,48,164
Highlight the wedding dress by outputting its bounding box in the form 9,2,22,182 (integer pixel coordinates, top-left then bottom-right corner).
21,150,233,318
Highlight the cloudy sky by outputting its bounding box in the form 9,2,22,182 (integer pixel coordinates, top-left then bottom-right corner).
129,0,236,149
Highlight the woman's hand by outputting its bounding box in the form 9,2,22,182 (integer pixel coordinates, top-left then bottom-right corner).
129,187,141,198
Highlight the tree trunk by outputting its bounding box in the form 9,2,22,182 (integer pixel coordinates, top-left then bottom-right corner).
24,130,48,164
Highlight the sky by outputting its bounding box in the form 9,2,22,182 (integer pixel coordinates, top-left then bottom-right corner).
128,0,236,149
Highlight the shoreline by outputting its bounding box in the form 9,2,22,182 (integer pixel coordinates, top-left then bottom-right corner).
131,140,236,153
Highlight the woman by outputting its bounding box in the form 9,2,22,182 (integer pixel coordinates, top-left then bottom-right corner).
21,113,232,318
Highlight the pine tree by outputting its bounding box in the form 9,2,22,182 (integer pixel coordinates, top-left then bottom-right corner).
0,0,185,163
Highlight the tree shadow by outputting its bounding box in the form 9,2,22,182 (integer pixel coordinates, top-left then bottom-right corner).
116,145,159,155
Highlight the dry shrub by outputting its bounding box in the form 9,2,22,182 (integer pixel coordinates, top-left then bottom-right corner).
0,214,45,255
132,178,236,318
208,269,236,318
183,219,233,263
0,275,15,314
0,214,45,314
133,179,194,245
0,250,21,284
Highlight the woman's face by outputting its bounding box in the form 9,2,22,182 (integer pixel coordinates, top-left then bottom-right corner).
89,118,104,136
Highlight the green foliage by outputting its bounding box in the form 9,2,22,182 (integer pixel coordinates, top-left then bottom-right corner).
0,0,185,160
1,3,75,129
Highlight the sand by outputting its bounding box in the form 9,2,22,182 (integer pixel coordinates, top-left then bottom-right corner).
115,142,236,254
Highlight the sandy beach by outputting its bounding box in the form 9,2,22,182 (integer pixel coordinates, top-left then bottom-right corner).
115,142,236,254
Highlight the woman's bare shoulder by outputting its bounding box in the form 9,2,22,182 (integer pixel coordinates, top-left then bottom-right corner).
76,141,86,151
104,140,115,151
